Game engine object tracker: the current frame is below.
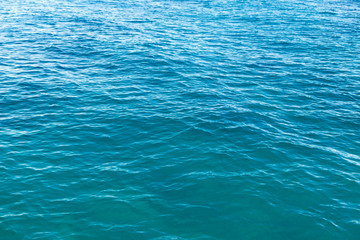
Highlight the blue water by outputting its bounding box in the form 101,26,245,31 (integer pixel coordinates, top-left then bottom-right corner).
1,0,360,239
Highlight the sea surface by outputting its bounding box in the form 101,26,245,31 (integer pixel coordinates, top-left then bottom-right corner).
1,0,360,239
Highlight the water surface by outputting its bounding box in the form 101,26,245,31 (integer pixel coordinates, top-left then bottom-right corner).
1,0,360,239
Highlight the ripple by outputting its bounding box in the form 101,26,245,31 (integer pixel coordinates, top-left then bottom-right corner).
1,0,360,239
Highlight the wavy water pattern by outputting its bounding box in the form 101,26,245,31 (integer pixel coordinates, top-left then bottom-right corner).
1,0,360,239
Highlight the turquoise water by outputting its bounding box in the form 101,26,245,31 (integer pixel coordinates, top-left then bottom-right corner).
1,0,360,239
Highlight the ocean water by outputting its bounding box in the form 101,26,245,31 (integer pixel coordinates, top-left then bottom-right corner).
1,0,360,239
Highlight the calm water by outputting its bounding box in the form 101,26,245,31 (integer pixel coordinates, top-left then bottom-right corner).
1,0,360,239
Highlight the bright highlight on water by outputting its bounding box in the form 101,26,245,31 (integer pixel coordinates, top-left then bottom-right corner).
1,0,360,239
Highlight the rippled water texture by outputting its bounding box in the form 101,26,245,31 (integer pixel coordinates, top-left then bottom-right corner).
1,0,360,239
